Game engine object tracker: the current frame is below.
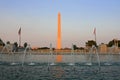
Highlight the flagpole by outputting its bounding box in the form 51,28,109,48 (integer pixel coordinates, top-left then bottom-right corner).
95,31,96,44
95,32,96,42
19,33,21,47
94,28,97,46
18,27,21,47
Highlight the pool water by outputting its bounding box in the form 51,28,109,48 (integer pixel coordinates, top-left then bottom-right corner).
0,62,120,80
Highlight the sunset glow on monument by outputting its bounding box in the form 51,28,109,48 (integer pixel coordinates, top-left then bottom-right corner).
57,12,61,49
56,12,62,62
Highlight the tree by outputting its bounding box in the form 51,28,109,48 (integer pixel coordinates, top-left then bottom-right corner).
107,39,120,47
86,40,97,47
73,44,78,50
0,38,5,46
6,41,10,44
24,42,28,48
14,42,18,48
12,42,18,52
118,41,120,47
107,40,114,47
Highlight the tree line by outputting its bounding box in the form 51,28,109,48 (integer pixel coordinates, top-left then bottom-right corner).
0,38,120,50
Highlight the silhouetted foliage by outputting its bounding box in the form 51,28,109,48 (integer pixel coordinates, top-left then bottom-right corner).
12,42,18,52
79,47,85,50
14,42,18,47
107,40,114,47
118,41,120,47
86,40,97,47
38,47,49,50
107,39,120,47
6,41,10,44
73,45,78,50
24,42,28,48
0,38,5,46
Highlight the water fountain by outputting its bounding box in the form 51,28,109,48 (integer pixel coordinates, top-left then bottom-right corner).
0,45,7,64
1,44,120,80
104,45,115,66
47,43,55,71
22,44,35,66
68,44,75,66
10,51,17,65
0,44,17,65
0,46,5,63
85,45,101,70
49,43,56,66
85,46,93,66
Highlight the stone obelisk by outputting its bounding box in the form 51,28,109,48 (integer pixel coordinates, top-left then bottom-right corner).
57,12,61,49
56,12,62,62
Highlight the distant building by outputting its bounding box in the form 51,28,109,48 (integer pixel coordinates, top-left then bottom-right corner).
98,43,108,53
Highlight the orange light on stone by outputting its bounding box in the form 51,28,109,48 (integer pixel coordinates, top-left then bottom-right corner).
57,12,61,49
56,12,62,62
56,55,62,62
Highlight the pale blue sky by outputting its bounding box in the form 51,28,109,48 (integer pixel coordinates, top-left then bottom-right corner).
0,0,120,48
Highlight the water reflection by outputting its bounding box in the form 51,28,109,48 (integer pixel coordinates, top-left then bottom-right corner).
50,66,64,79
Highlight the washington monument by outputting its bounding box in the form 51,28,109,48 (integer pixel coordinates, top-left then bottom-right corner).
56,12,62,62
57,12,61,49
